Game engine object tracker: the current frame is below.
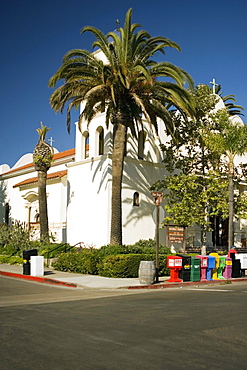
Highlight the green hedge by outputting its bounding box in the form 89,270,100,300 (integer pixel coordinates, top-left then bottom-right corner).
0,255,23,265
52,249,99,275
98,253,169,278
52,251,170,278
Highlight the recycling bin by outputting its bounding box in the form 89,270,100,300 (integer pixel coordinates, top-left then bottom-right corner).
210,253,220,280
223,257,232,279
218,256,226,279
167,256,182,282
23,249,38,275
177,254,191,282
190,256,201,282
196,255,208,281
206,255,215,280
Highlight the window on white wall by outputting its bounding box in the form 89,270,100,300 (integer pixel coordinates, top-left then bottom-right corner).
83,132,89,159
97,126,104,155
133,192,140,207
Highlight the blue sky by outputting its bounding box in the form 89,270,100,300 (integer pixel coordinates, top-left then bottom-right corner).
1,0,247,167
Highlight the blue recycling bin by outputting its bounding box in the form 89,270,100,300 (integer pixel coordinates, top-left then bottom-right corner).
206,255,215,281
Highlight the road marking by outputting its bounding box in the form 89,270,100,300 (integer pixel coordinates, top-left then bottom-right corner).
186,288,234,292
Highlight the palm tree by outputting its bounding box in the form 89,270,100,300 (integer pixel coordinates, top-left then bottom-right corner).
210,83,244,116
33,123,54,241
48,8,194,245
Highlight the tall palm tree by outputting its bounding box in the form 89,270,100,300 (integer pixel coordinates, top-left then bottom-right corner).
33,123,54,241
49,8,194,245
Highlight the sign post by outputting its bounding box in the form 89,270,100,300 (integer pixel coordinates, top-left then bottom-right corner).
151,191,164,283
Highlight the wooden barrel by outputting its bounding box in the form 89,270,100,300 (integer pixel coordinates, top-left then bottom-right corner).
138,261,156,285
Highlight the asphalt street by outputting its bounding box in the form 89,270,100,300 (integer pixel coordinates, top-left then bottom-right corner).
1,276,247,369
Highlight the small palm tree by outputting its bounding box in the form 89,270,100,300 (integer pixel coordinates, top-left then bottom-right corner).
33,122,54,241
49,8,194,245
205,110,247,250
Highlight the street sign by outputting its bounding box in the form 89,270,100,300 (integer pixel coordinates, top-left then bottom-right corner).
151,191,164,206
168,226,184,243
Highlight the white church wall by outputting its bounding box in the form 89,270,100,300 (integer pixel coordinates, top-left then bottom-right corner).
66,156,111,247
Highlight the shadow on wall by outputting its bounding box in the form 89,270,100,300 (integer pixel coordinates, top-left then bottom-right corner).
0,181,11,224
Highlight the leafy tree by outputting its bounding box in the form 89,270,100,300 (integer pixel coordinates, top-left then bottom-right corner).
204,109,247,250
156,82,247,253
48,8,194,245
33,123,54,241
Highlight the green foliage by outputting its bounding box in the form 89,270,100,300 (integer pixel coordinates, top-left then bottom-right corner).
153,172,228,228
0,222,34,256
39,243,74,258
98,253,169,278
52,240,171,278
97,239,170,259
52,249,99,275
0,255,23,265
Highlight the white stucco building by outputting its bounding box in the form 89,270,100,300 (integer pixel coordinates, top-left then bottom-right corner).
1,96,247,250
0,109,174,248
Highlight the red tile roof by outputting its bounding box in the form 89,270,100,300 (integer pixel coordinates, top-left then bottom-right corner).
3,148,75,175
13,170,68,188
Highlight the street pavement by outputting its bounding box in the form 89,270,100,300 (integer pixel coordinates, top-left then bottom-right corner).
1,263,247,290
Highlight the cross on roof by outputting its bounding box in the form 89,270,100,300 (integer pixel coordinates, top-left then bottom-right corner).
210,78,218,94
48,137,55,146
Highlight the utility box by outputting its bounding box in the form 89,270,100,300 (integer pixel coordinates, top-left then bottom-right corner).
30,256,44,276
23,249,38,275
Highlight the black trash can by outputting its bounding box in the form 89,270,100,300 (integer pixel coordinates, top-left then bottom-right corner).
23,249,38,275
177,254,191,281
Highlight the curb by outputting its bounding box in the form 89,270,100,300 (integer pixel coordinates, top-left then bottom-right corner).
0,271,77,288
128,277,247,290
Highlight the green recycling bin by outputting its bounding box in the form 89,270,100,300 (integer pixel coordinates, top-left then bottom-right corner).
190,256,201,282
218,256,226,279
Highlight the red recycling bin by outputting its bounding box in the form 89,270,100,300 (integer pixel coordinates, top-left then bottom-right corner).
167,256,182,282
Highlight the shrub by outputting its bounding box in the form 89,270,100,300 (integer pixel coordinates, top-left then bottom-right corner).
52,249,99,275
0,222,34,256
0,255,23,265
98,253,170,278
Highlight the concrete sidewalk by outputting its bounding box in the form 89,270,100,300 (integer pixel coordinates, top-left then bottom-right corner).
0,263,160,289
1,263,247,290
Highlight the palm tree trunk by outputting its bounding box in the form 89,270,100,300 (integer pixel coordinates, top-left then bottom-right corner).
110,121,127,245
228,158,234,251
38,170,49,241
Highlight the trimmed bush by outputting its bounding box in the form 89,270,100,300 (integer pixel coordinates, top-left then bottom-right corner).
52,249,99,275
98,253,169,278
0,255,23,265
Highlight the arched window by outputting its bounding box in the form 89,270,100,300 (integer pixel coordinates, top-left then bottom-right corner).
133,192,140,207
138,130,146,159
97,126,104,155
83,132,89,159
